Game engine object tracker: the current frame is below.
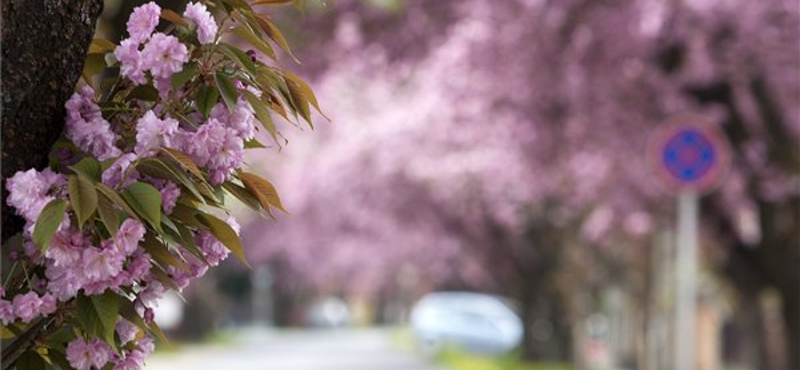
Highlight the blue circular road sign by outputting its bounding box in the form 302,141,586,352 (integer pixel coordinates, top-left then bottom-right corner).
648,114,730,193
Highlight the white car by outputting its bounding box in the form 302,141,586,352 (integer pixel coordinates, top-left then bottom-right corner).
410,292,523,355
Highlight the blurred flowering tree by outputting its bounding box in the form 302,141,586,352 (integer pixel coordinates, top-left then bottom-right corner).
249,0,798,367
1,1,320,369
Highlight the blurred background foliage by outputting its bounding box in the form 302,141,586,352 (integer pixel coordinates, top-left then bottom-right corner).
97,1,799,370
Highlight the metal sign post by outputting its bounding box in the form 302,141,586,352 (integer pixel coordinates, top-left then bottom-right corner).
647,114,730,370
675,191,698,370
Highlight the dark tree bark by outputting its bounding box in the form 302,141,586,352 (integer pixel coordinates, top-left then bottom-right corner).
1,0,103,243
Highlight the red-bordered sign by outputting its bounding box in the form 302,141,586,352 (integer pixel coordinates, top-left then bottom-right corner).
647,114,731,194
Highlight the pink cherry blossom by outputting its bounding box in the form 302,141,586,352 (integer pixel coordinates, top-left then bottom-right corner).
82,246,125,283
135,110,179,155
181,118,228,167
46,263,86,301
116,319,139,345
115,219,146,256
207,131,244,184
210,100,256,140
65,86,102,123
38,293,58,316
6,168,64,223
158,181,181,214
113,350,146,370
0,300,13,325
184,2,218,45
12,292,41,323
64,87,122,160
126,2,161,43
115,38,147,85
196,230,230,266
142,33,188,79
46,228,89,267
67,338,112,370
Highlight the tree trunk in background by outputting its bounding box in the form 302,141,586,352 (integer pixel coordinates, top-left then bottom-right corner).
520,285,573,362
520,290,537,360
780,287,799,370
1,0,102,242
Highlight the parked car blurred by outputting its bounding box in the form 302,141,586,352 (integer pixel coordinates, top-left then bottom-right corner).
305,296,351,328
410,291,523,355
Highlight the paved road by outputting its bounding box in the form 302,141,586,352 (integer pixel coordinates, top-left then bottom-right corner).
143,327,443,370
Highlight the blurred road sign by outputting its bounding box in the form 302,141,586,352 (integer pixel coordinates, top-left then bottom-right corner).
648,114,730,194
647,114,730,370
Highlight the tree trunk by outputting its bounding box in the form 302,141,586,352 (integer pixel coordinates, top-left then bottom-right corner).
780,286,799,370
520,290,537,360
1,0,102,242
519,285,573,363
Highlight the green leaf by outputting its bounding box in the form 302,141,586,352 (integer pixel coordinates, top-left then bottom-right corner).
257,67,299,122
253,13,300,63
244,138,266,148
241,90,279,144
161,148,204,179
284,71,326,119
223,181,261,211
129,85,160,101
171,62,199,91
68,175,98,230
96,183,139,220
76,292,120,348
89,38,117,54
283,74,313,127
214,71,239,112
222,0,253,11
121,182,163,233
119,299,148,333
219,43,257,76
46,349,75,370
141,233,188,271
137,158,205,204
46,327,77,346
240,172,287,213
195,213,250,267
173,221,205,261
231,27,276,61
97,194,120,236
17,350,46,370
92,292,120,346
148,321,171,346
69,157,102,182
170,203,205,229
253,0,295,5
82,53,106,87
196,84,220,118
32,199,67,251
161,8,188,26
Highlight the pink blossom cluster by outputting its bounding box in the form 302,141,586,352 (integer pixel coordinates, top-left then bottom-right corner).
5,168,65,226
176,107,249,185
134,110,179,156
0,290,57,325
115,1,189,92
184,2,219,45
66,330,154,370
3,2,259,368
165,217,237,291
45,219,150,301
65,86,122,161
